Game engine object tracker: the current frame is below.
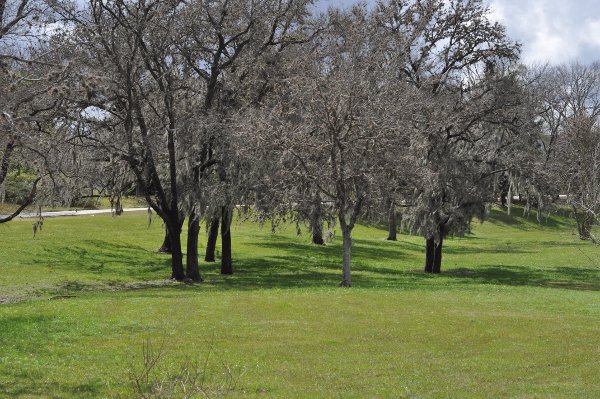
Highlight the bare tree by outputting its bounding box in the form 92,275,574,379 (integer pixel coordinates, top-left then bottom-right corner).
0,0,71,223
244,6,409,287
374,0,521,273
57,0,201,280
545,63,600,240
176,0,313,274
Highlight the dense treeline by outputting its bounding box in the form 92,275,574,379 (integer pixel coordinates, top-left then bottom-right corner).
1,0,599,286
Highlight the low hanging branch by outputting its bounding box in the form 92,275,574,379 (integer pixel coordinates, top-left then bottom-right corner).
0,177,41,224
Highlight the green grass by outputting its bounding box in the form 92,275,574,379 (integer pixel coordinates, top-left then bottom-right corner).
0,207,599,398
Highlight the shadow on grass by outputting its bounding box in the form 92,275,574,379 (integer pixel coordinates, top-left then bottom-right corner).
33,227,600,295
195,235,600,292
486,207,572,231
42,239,171,279
0,379,104,399
0,380,104,399
440,265,600,291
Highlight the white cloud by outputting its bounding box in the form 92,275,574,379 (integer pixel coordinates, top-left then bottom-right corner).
489,0,600,65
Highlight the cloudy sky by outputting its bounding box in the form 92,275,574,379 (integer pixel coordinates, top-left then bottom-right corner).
322,0,600,65
489,0,600,65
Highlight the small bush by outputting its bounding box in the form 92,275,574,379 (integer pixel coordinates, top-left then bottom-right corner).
3,170,37,204
123,340,245,399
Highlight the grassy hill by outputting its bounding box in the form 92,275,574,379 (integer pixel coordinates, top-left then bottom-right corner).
0,207,598,398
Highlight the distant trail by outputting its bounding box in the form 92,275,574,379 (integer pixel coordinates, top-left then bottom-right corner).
1,207,149,219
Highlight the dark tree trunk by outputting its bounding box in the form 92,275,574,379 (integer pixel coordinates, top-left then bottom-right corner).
432,229,444,274
167,219,185,280
220,206,233,275
205,214,219,262
186,211,202,281
424,237,435,273
158,227,172,253
159,217,184,253
312,227,324,245
387,200,397,241
425,224,445,274
310,193,324,245
340,226,352,287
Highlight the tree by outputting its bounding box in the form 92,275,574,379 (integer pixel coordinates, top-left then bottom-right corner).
176,0,313,274
375,0,521,273
547,63,600,240
0,0,68,223
244,6,406,286
58,0,199,280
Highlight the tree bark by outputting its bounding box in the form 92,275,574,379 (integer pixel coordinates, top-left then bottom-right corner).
575,206,594,240
310,193,324,245
186,210,202,281
220,206,233,275
205,214,219,262
432,226,444,274
159,217,184,253
387,200,397,241
425,224,445,273
167,218,185,280
340,226,352,287
312,226,324,245
424,237,435,273
158,227,172,253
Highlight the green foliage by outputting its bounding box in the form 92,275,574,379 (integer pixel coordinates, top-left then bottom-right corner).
0,208,599,398
3,169,37,204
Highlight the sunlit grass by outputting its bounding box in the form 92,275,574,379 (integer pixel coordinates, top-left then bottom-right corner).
0,206,599,398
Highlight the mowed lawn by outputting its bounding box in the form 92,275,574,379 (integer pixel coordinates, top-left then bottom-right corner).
0,208,599,398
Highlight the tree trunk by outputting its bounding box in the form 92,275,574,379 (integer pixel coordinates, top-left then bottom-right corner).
424,237,435,273
312,226,324,245
186,210,202,282
220,206,233,275
311,227,325,245
507,180,512,215
310,193,324,245
340,226,352,287
387,200,397,241
158,227,172,253
167,219,185,280
575,207,595,240
310,219,325,245
159,217,184,253
205,214,219,262
432,229,444,274
425,224,445,273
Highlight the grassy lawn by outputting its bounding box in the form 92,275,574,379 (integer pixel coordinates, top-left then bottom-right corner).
0,208,599,398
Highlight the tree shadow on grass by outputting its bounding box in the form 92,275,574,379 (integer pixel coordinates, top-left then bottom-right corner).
31,231,600,295
433,265,600,291
204,233,600,291
42,239,171,279
0,379,104,399
486,207,572,231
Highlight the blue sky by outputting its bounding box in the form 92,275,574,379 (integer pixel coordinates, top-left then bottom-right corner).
322,0,600,65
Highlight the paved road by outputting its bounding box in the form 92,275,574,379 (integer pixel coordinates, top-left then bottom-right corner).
2,207,149,219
